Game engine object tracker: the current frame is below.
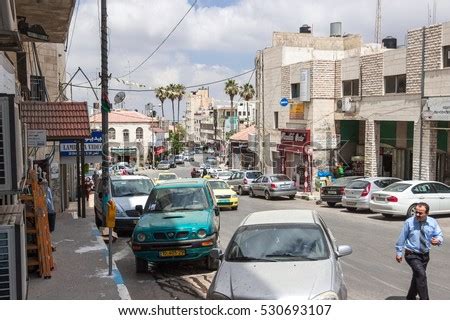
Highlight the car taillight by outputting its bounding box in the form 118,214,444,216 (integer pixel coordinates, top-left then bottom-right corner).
361,184,371,197
270,183,277,189
387,196,398,202
339,187,345,194
243,178,248,184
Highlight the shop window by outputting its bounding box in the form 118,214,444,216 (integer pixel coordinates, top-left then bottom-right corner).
274,112,279,129
108,128,116,140
385,74,406,94
444,46,450,68
123,129,129,143
291,83,300,98
342,79,359,96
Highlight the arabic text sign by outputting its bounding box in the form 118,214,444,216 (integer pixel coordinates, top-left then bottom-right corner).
27,130,47,147
60,131,102,157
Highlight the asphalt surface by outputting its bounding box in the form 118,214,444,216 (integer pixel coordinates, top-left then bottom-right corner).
111,156,450,300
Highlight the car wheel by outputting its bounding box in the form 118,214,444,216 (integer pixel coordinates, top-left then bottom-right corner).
327,202,336,207
382,213,393,218
94,209,102,228
264,191,271,200
289,195,295,200
135,257,148,273
406,204,417,218
346,207,357,212
238,186,244,196
249,189,255,198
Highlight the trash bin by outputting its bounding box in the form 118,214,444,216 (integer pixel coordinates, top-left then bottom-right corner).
48,211,56,232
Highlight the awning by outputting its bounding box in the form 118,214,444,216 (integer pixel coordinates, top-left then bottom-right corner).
111,147,137,156
155,146,166,155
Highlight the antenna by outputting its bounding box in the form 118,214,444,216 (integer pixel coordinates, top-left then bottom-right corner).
433,0,436,24
113,91,126,109
374,0,382,43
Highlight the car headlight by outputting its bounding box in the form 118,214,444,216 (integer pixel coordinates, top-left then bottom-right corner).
312,291,339,300
197,229,207,238
136,233,146,242
209,292,230,300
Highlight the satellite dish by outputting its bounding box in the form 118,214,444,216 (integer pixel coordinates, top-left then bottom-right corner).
114,91,126,104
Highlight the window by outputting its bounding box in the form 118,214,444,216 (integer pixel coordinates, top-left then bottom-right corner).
342,79,359,96
444,46,450,68
385,74,406,94
411,183,435,194
432,183,450,193
291,83,300,98
108,128,116,140
226,111,231,117
123,129,129,143
238,111,242,116
30,75,46,101
274,112,279,129
136,127,143,139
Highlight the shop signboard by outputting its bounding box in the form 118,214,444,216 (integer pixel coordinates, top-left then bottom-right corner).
27,130,47,147
60,131,102,164
280,130,309,145
289,102,304,120
425,97,450,121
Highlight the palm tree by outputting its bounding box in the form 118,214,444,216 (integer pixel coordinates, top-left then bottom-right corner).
175,84,186,123
155,87,167,118
224,79,239,131
166,83,177,124
239,83,255,126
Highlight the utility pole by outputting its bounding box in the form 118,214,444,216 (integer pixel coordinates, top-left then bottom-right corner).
100,0,112,276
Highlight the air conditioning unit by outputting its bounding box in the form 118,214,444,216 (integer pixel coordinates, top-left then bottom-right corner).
0,204,27,300
0,95,23,193
342,97,352,112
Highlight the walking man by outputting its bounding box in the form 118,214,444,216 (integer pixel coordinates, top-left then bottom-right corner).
395,202,443,300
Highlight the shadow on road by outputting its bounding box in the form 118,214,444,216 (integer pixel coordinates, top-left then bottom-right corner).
385,296,406,300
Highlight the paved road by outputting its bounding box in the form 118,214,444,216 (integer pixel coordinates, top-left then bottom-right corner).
112,158,450,300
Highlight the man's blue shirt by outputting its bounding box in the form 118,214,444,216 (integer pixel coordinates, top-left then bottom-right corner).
396,216,443,257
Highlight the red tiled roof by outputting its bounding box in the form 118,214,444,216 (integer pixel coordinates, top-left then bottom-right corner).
90,109,155,123
229,125,256,142
20,101,90,140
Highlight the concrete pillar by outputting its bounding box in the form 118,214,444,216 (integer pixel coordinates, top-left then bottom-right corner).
364,120,380,177
412,121,437,180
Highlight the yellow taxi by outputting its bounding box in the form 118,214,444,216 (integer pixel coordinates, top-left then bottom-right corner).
208,179,239,210
154,172,178,185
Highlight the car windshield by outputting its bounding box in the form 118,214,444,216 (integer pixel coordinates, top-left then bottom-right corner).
209,181,229,190
159,174,177,180
347,180,369,189
159,160,169,164
270,175,290,182
383,183,412,192
111,179,153,197
246,171,262,179
226,224,329,262
145,187,209,212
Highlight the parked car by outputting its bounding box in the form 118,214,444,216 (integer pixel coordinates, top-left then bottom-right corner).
207,209,352,300
168,158,177,168
154,172,178,184
228,170,263,195
320,176,365,207
208,179,239,210
249,174,296,200
94,176,154,233
131,179,220,272
370,180,450,218
111,164,134,175
341,177,402,212
157,160,170,170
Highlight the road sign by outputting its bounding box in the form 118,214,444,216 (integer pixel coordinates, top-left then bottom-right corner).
280,97,289,107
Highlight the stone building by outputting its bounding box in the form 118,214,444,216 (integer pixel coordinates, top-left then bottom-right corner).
256,21,450,190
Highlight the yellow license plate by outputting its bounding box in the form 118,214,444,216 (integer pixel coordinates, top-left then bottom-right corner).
159,249,186,257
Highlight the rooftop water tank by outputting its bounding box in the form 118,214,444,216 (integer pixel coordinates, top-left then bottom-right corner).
299,24,311,34
382,36,397,49
330,22,342,37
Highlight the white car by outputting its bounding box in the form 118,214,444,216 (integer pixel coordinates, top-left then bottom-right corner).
369,180,450,218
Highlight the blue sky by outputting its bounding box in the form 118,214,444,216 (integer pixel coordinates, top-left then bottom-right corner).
67,0,450,120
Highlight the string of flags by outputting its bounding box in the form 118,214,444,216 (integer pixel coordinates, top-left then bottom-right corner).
114,78,146,88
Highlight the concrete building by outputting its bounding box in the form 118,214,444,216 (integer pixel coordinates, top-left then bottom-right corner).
185,88,212,145
256,21,450,191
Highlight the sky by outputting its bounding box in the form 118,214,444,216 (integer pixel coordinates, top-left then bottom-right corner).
66,0,450,120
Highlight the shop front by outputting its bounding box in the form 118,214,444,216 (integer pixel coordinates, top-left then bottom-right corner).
110,147,137,163
277,129,311,192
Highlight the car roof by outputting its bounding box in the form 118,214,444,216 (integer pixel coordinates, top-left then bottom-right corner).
110,175,150,181
241,210,318,226
155,178,207,188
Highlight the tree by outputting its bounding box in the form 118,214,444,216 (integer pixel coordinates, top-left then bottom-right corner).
239,83,255,126
169,124,186,155
175,84,186,123
224,79,239,132
155,87,167,118
166,83,177,124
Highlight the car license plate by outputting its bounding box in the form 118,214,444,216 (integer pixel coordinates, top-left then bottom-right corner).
159,249,186,257
327,190,337,194
346,202,356,206
376,197,385,201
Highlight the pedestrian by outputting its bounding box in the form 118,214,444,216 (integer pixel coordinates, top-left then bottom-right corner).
202,168,208,178
84,177,94,201
395,202,443,300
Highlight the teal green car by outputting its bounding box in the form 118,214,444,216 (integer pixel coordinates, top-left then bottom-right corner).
131,179,220,273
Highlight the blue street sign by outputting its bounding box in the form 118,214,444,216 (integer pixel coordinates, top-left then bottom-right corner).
280,97,289,107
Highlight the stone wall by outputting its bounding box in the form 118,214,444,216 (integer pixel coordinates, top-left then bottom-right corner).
361,53,383,96
364,120,380,177
412,122,437,180
311,61,336,99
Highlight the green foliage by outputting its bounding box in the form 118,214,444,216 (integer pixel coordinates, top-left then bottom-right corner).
169,124,186,155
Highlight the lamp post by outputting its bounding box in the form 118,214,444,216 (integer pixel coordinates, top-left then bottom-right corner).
146,103,156,169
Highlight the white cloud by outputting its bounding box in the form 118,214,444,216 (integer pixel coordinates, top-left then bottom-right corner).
67,0,450,120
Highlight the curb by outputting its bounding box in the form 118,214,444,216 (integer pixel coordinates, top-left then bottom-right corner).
296,193,321,201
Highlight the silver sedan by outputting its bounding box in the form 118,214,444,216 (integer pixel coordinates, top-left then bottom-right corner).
249,174,296,200
207,210,352,300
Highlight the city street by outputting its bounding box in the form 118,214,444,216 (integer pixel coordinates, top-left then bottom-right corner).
109,158,450,300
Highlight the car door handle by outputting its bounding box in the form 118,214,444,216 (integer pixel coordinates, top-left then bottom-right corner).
440,197,445,199
418,197,425,199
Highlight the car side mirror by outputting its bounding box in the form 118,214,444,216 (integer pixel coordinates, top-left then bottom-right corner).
336,245,352,257
214,206,220,216
210,248,223,260
135,205,144,215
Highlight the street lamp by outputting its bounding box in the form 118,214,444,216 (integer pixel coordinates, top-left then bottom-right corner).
146,103,158,169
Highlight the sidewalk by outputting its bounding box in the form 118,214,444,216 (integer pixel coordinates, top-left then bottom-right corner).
27,200,128,300
296,191,321,201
